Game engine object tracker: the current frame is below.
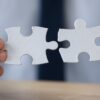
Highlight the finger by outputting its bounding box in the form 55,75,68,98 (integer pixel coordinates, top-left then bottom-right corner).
0,66,4,76
0,50,7,62
0,39,5,50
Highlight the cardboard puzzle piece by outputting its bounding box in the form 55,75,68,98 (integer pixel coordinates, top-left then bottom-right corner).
58,19,100,63
5,26,58,64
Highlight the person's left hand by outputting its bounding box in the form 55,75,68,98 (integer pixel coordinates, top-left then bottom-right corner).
0,39,7,62
0,39,7,76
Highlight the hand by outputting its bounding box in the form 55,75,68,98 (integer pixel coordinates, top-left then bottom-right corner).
0,39,7,62
0,39,7,76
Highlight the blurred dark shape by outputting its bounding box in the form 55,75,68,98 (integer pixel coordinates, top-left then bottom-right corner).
38,0,65,81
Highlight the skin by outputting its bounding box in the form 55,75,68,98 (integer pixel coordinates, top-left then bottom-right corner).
0,39,7,62
0,66,4,76
0,39,7,76
0,39,5,49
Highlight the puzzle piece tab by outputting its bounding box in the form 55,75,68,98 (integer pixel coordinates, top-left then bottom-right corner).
5,26,58,64
58,19,100,63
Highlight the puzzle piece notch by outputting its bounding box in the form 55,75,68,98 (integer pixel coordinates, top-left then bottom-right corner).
58,19,100,63
20,26,32,36
58,40,70,49
5,26,58,64
78,52,90,62
20,54,33,65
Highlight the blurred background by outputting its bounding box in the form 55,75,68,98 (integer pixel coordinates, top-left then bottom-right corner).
0,0,100,83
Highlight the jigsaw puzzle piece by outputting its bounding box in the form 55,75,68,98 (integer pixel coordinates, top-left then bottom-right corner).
5,26,58,64
58,19,100,63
